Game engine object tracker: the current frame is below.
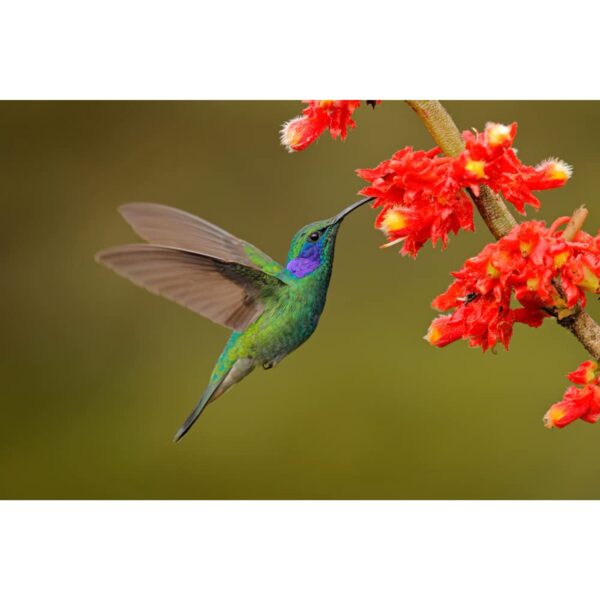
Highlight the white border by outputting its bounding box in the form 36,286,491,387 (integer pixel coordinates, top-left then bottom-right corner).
0,1,598,99
1,501,599,599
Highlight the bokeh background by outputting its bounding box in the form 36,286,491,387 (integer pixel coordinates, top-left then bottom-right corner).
2,101,600,499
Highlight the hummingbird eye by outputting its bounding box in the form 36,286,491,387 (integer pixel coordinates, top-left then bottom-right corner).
309,231,321,242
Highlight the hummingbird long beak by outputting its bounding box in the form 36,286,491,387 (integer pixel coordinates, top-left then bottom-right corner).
332,196,376,224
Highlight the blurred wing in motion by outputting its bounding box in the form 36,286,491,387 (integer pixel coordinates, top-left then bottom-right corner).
118,203,285,277
96,244,285,331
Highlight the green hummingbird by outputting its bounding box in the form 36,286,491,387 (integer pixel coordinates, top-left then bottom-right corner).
96,196,373,441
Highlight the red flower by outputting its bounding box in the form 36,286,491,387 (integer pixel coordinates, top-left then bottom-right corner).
280,100,363,152
426,290,536,351
279,113,328,153
357,122,571,256
567,359,599,385
544,386,600,428
544,361,600,428
462,123,572,214
427,218,600,351
357,147,474,257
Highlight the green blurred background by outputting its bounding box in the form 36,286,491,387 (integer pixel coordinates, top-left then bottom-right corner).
2,101,600,499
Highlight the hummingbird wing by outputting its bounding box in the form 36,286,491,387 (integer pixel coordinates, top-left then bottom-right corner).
118,203,285,277
96,244,285,331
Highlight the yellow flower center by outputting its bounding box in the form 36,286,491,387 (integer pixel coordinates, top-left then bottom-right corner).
526,278,539,291
486,262,500,278
381,209,408,234
486,123,512,147
543,160,572,181
554,251,569,268
464,159,486,179
580,266,599,292
545,405,566,428
280,117,306,151
520,241,533,256
584,364,598,383
426,326,441,346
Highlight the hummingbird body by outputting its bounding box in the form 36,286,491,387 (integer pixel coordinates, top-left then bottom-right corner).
96,199,371,441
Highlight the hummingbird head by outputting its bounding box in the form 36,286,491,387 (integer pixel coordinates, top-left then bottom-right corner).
285,196,373,278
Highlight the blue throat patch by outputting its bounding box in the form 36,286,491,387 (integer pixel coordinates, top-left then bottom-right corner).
286,238,323,278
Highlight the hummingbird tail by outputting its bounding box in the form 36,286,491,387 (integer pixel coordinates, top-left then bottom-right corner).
173,357,255,443
172,385,218,443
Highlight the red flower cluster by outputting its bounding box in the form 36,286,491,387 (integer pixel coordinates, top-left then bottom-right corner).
357,147,474,257
462,123,572,214
426,218,600,351
356,122,571,257
280,100,363,152
544,361,600,428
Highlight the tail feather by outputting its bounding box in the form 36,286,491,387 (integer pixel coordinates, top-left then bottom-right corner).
173,383,221,443
173,357,255,442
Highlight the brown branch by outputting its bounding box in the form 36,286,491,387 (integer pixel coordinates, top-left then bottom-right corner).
405,100,465,157
563,205,588,241
406,100,600,361
406,100,517,239
567,312,600,358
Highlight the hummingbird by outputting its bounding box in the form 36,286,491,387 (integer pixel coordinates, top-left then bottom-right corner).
96,196,373,441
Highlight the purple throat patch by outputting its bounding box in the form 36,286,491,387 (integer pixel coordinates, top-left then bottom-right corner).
286,257,320,278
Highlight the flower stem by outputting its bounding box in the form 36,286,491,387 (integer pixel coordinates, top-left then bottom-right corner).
565,312,600,358
563,205,588,241
405,100,465,157
406,100,600,360
406,100,517,239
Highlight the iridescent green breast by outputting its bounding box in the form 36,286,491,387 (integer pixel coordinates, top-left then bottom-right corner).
234,260,334,365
